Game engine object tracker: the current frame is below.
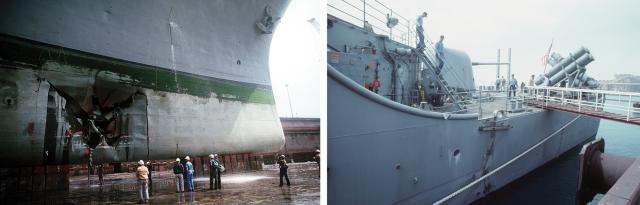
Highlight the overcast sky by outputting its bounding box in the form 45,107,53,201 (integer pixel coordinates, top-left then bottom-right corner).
329,0,640,85
271,0,640,117
269,0,324,118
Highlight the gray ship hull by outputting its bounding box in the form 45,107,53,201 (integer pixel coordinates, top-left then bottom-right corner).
327,66,600,204
0,0,290,166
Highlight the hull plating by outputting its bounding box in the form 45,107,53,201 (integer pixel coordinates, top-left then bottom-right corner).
327,66,600,204
0,0,290,166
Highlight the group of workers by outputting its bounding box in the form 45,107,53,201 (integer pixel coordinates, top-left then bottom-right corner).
133,154,293,203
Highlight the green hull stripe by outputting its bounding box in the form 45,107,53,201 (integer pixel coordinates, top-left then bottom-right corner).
0,34,275,104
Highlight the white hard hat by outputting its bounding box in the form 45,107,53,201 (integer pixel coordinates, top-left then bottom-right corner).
209,154,214,158
138,160,144,165
176,158,180,162
185,156,190,160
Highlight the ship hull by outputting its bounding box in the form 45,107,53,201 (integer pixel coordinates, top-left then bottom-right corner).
327,66,600,204
0,0,290,166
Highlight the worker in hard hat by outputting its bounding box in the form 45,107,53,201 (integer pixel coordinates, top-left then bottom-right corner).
136,160,150,203
184,156,195,192
209,154,222,190
173,158,185,193
277,155,291,187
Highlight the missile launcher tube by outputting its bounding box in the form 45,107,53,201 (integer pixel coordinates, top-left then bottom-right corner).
546,53,594,86
535,47,589,85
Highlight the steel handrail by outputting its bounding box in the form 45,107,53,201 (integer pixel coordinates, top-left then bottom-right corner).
329,0,416,46
524,86,640,121
529,86,640,97
328,63,478,120
329,0,483,112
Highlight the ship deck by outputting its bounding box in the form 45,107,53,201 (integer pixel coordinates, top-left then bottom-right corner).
450,91,544,120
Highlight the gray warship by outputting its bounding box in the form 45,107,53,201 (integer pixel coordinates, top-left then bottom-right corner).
0,0,290,166
327,1,600,204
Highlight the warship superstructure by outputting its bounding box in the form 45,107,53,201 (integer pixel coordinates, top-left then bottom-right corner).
327,1,600,204
0,0,290,166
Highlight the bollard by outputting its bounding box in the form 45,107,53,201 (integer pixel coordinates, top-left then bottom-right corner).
576,138,640,205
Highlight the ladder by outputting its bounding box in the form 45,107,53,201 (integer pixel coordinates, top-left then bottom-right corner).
416,50,466,110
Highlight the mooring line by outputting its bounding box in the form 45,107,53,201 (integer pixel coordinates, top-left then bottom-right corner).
433,115,582,205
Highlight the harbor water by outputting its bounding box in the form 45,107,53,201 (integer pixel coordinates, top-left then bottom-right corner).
473,96,640,204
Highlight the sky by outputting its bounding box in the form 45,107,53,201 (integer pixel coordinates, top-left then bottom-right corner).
328,0,640,85
269,0,325,118
271,0,640,117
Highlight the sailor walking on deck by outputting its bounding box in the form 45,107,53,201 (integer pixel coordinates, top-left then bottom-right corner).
173,158,185,193
278,155,291,187
136,160,150,204
209,154,222,190
509,74,518,98
185,156,195,192
416,12,428,51
435,35,445,73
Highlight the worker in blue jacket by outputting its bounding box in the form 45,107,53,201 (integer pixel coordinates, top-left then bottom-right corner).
185,156,195,192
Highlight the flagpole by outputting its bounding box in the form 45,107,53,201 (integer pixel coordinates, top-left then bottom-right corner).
542,38,554,73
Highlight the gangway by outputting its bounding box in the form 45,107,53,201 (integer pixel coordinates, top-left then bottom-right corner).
523,86,640,125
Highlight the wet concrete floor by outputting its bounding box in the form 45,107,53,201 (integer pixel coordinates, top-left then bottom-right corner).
1,162,320,204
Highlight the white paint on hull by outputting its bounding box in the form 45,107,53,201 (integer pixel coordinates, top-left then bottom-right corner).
146,89,285,159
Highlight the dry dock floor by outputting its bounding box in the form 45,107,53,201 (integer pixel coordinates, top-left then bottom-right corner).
2,162,320,204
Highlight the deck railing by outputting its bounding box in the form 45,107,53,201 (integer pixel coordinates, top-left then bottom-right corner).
523,86,640,121
329,0,474,101
328,0,416,47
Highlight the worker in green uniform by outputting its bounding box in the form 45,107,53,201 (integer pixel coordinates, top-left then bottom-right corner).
209,154,222,190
